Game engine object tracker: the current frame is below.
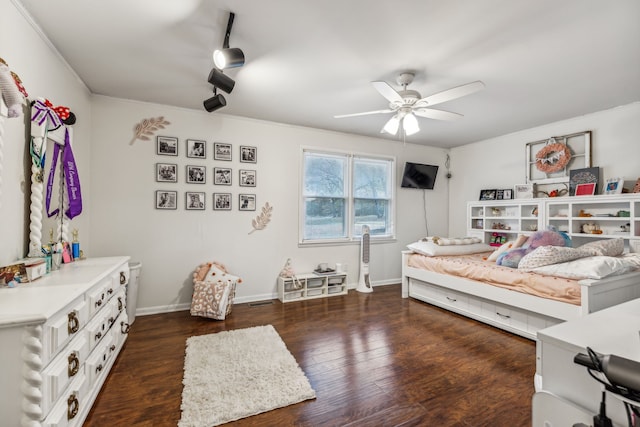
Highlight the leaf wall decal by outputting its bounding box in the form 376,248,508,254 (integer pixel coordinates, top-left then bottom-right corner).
129,116,170,145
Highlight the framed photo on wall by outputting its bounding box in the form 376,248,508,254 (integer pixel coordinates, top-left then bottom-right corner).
214,143,232,161
156,163,177,183
156,190,177,209
186,165,206,184
239,169,256,187
157,136,178,156
186,139,206,159
214,167,232,185
239,194,256,211
185,192,205,210
240,145,257,163
213,193,232,210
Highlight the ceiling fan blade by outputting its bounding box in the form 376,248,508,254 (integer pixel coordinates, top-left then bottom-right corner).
418,80,485,107
372,81,403,103
413,108,463,121
334,109,394,118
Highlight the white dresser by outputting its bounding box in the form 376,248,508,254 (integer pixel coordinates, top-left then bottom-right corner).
0,257,130,427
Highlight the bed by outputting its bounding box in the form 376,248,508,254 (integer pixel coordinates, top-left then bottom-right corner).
401,239,640,339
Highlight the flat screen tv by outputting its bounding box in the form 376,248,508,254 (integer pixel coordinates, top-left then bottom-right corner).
401,162,439,189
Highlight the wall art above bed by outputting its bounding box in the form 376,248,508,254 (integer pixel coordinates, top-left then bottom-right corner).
526,130,591,185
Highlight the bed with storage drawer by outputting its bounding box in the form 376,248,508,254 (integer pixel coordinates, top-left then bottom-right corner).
401,242,640,340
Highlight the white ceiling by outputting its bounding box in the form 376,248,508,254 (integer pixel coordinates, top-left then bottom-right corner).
16,0,640,148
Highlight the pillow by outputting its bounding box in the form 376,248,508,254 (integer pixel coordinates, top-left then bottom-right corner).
487,241,516,262
513,234,529,249
579,238,624,257
407,240,492,256
518,246,589,270
525,253,640,279
433,236,482,246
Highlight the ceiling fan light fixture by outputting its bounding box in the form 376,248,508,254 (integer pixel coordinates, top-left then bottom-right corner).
382,116,400,135
208,68,235,94
403,113,420,136
203,94,227,112
213,47,245,70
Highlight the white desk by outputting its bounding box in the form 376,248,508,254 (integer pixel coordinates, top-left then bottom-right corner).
533,297,640,427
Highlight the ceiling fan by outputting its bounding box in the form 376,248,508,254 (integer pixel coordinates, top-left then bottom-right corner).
334,72,485,136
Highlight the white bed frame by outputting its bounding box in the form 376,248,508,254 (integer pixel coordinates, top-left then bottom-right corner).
401,251,640,340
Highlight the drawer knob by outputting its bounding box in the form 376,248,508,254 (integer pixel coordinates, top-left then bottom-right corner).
496,312,511,319
96,364,103,374
95,331,102,341
118,297,123,311
67,312,79,334
68,353,79,377
95,299,103,308
121,321,130,334
67,393,79,420
107,288,114,295
110,344,116,352
120,271,126,285
445,296,457,302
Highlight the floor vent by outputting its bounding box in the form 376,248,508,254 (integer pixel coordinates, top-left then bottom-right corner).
248,300,274,307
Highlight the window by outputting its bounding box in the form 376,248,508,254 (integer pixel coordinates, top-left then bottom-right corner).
301,149,395,244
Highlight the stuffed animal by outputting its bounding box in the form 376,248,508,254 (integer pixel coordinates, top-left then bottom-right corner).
496,226,571,268
0,59,26,118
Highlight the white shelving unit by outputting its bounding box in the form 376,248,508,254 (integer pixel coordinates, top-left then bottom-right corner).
278,272,348,303
468,194,640,251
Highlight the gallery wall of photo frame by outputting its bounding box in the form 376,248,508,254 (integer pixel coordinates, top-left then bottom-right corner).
154,136,258,211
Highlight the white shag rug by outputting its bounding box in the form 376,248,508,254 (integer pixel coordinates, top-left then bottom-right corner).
179,325,316,427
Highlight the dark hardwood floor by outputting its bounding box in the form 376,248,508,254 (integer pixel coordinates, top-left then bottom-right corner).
85,284,536,426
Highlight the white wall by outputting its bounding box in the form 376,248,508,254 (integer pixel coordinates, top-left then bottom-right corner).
89,96,449,311
0,0,92,266
448,102,640,237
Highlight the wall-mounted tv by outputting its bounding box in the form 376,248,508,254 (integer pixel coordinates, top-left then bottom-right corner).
401,162,439,189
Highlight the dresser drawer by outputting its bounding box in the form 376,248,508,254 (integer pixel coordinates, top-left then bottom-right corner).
85,306,112,351
41,333,89,416
42,372,88,427
87,276,116,317
45,297,88,364
85,332,116,388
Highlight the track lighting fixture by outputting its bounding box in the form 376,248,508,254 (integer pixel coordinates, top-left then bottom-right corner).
213,47,245,70
204,11,245,112
208,68,235,94
203,93,227,112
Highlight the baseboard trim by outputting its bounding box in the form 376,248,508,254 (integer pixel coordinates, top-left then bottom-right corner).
134,278,401,317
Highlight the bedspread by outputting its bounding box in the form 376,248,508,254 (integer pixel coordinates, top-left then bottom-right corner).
407,252,581,305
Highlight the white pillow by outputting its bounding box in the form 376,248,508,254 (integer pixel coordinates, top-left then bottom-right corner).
407,240,492,256
525,254,640,279
487,241,515,262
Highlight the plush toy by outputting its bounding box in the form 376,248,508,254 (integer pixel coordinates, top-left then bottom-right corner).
0,58,26,118
497,226,570,268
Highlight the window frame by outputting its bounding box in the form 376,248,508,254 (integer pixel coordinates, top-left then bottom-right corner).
299,147,396,246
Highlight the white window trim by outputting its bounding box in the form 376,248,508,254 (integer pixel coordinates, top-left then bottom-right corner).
298,147,396,246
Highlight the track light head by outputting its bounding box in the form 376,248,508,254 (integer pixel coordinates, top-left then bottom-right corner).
208,68,235,94
213,47,245,70
203,94,227,112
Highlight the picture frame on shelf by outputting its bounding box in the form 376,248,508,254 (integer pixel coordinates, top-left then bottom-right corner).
604,177,624,195
157,136,178,156
185,192,205,210
213,193,232,210
514,184,534,199
186,139,206,159
214,167,232,185
575,182,596,196
569,166,599,196
186,165,206,184
239,169,256,187
502,189,513,200
479,189,497,201
214,143,232,161
239,193,256,211
155,190,177,210
156,163,177,183
240,145,257,163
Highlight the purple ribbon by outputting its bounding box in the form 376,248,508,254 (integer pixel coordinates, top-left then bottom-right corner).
45,128,83,219
31,99,62,130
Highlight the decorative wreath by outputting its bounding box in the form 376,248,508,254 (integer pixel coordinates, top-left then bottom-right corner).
535,141,571,173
